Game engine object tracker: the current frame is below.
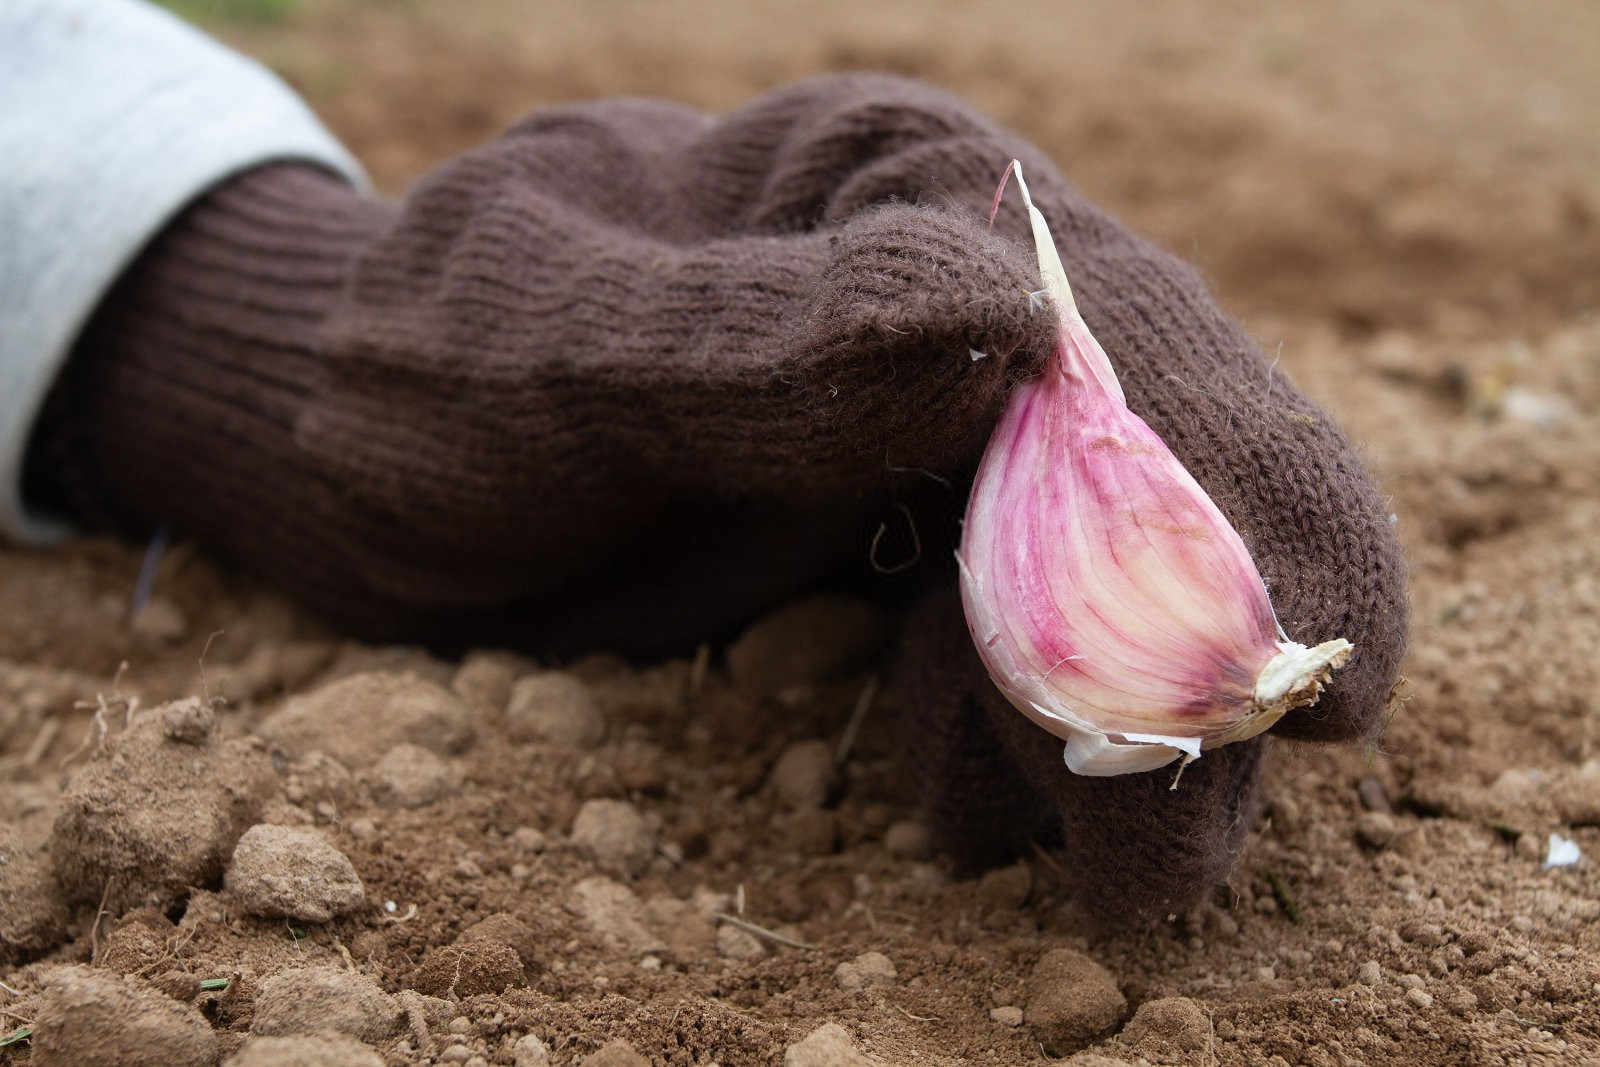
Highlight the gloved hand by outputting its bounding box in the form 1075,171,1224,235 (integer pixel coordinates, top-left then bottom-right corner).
29,74,1406,916
30,74,1057,650
810,78,1409,918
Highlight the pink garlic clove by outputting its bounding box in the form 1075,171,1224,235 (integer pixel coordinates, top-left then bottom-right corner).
958,162,1352,778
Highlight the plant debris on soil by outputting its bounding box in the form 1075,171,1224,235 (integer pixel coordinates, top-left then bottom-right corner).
4,1,1599,1064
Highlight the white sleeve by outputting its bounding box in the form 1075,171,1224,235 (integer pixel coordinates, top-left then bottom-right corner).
0,0,368,543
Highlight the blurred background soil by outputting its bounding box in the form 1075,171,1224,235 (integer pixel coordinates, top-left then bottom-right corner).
3,1,1598,1063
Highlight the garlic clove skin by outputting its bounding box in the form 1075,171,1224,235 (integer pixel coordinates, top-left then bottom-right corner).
1059,727,1203,778
958,163,1353,777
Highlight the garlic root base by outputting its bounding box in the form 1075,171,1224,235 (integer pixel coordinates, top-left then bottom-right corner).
1208,638,1355,747
1059,638,1354,777
1254,639,1354,716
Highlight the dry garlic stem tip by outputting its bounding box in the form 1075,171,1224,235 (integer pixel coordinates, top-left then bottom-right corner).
1003,160,1124,403
956,159,1356,778
1007,163,1080,322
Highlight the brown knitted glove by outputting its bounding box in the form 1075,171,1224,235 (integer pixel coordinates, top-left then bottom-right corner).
816,79,1410,918
29,74,1406,916
28,78,1057,651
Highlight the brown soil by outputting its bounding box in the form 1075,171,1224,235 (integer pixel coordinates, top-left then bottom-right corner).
4,2,1599,1064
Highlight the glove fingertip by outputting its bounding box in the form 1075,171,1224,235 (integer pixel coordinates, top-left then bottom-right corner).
822,203,1054,373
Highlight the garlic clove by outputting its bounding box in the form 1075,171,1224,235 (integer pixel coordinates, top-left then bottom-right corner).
958,162,1354,777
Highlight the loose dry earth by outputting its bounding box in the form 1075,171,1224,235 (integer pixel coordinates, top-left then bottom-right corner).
3,2,1598,1064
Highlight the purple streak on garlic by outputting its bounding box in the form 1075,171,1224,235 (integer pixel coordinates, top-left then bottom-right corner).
958,162,1352,778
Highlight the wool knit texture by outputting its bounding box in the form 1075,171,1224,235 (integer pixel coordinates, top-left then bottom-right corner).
29,74,1407,909
900,586,1267,921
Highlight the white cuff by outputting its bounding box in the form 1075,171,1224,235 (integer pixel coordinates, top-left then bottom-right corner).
0,0,368,543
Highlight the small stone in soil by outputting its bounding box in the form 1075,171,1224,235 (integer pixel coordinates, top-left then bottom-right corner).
224,1033,384,1067
150,969,201,1002
1398,919,1447,947
1025,948,1128,1056
512,1033,553,1067
833,951,897,991
452,651,524,715
1358,960,1382,985
159,697,215,744
1117,996,1213,1059
717,921,768,961
570,876,665,954
770,739,835,809
643,894,719,960
29,965,218,1067
571,798,656,878
283,751,356,807
510,825,548,852
990,1005,1024,1027
258,671,474,769
225,824,365,922
782,1022,874,1067
370,742,459,808
505,671,607,747
1355,811,1398,850
251,965,401,1043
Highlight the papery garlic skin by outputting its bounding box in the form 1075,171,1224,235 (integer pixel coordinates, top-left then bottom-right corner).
958,163,1352,776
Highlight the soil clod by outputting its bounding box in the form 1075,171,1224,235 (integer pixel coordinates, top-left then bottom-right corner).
225,824,365,922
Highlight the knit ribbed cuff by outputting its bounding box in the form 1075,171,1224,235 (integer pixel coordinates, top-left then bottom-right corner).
0,0,369,543
23,164,394,556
